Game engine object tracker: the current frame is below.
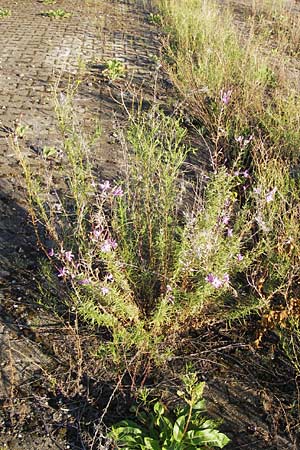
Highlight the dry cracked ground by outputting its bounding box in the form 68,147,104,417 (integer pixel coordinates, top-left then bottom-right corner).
0,0,299,449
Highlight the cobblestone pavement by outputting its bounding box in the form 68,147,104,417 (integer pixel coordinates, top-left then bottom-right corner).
0,0,160,201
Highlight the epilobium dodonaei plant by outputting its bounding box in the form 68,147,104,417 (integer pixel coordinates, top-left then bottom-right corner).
14,93,280,364
110,371,230,449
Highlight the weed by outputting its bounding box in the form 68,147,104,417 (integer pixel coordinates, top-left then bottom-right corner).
42,146,58,159
102,59,126,81
15,94,273,367
0,8,11,18
155,0,300,372
148,12,162,25
14,124,29,138
110,371,230,449
41,9,71,18
41,0,57,5
158,0,300,160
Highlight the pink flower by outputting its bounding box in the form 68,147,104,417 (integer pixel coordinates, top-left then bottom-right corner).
101,286,109,295
48,248,54,257
64,250,74,262
105,273,114,282
100,180,110,192
266,187,277,203
227,228,233,237
78,278,90,285
101,238,117,252
223,273,230,284
92,228,102,240
58,267,67,278
222,216,230,225
205,273,223,288
220,89,232,106
243,135,253,146
112,186,124,197
237,253,243,261
206,273,230,288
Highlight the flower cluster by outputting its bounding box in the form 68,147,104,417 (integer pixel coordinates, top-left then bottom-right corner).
205,273,229,289
220,89,232,106
235,135,253,147
99,179,124,197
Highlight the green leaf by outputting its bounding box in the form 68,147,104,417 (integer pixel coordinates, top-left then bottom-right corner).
194,382,205,401
186,429,230,448
200,419,218,429
173,415,186,442
154,401,165,416
158,415,173,440
111,420,145,439
192,399,206,411
143,437,161,450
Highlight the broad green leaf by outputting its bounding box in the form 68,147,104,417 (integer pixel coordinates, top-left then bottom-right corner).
186,429,230,448
154,401,165,416
159,415,173,441
200,419,218,429
117,434,144,448
112,421,144,438
143,437,161,450
192,400,205,411
173,414,186,442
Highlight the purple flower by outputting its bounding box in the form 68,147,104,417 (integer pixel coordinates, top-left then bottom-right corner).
222,216,230,225
58,267,67,278
235,136,243,145
101,286,110,295
100,180,111,192
78,278,90,285
92,228,102,240
237,253,243,261
48,248,54,257
206,273,229,288
253,186,262,195
242,170,249,178
64,250,74,262
266,187,277,203
101,238,117,253
112,186,124,197
205,273,223,289
223,273,230,284
243,135,253,146
220,89,232,106
227,228,233,237
106,273,114,282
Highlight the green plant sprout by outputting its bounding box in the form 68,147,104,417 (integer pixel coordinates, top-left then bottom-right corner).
15,124,29,138
102,59,126,81
42,146,58,159
0,8,11,18
110,372,230,449
41,9,71,18
148,12,162,25
41,0,57,4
